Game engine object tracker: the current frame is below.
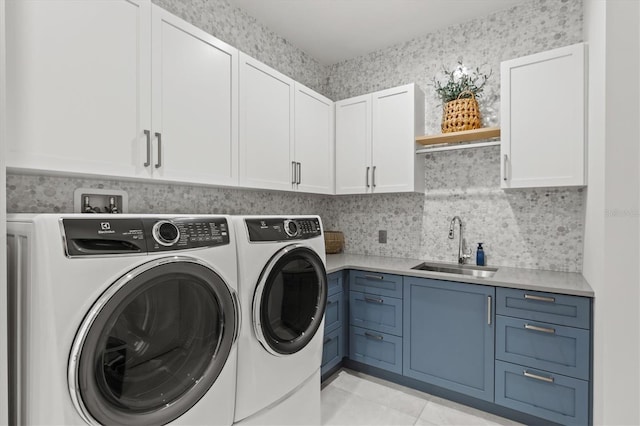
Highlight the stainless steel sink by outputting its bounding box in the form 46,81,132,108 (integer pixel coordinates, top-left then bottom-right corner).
411,261,498,278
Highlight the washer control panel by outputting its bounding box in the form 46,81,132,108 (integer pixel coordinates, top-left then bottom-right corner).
246,217,321,242
62,217,229,256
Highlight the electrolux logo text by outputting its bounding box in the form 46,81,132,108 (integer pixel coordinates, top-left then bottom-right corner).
98,222,115,234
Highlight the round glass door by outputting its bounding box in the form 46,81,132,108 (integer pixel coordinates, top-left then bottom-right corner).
254,246,327,355
69,257,237,426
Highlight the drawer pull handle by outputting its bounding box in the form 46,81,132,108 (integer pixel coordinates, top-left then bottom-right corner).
326,300,334,305
487,296,492,325
364,296,383,304
364,274,384,281
523,370,554,383
324,337,332,344
525,324,556,334
524,294,556,303
364,332,384,341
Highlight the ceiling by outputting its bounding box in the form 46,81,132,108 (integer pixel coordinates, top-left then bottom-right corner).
228,0,526,66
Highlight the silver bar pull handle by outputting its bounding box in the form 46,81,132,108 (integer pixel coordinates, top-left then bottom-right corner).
364,296,384,304
524,294,556,303
525,324,556,334
326,299,334,305
297,162,301,184
366,166,370,188
523,370,554,383
487,296,492,325
372,165,377,187
364,274,384,281
154,132,162,168
292,161,297,184
503,154,508,181
324,337,332,344
143,130,151,167
364,332,384,341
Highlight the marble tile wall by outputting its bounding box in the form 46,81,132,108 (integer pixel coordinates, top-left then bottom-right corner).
6,173,330,217
322,0,585,272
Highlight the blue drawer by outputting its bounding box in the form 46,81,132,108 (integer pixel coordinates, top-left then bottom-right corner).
496,288,591,329
349,326,402,374
349,270,403,299
327,271,344,297
324,292,346,334
322,327,345,376
496,315,590,380
350,291,402,336
495,360,589,426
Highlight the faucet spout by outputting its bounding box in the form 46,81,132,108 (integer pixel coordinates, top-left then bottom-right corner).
448,216,471,264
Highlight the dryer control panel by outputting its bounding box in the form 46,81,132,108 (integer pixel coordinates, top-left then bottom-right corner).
246,217,322,242
62,217,229,257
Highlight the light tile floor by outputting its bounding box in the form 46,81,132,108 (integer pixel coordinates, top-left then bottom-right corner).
321,369,522,426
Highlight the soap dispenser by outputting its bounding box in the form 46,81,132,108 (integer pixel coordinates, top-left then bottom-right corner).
476,243,485,266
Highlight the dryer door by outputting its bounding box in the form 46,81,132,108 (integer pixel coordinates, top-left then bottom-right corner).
69,256,238,426
253,245,327,356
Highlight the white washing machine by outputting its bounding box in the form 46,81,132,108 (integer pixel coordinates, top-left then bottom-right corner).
6,214,240,425
232,216,327,425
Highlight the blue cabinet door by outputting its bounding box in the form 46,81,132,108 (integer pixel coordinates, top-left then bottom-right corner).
349,270,403,298
327,271,344,297
322,327,345,376
325,292,346,334
350,326,403,374
403,277,495,402
349,291,403,336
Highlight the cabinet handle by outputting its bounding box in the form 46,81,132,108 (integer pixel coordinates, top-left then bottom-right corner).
364,274,384,281
297,162,301,184
487,296,492,325
524,324,556,334
366,166,370,188
372,166,377,187
143,130,151,167
292,161,297,184
154,132,162,168
503,154,508,181
364,296,383,304
523,370,554,384
324,337,333,344
524,294,556,303
364,332,384,341
326,299,334,305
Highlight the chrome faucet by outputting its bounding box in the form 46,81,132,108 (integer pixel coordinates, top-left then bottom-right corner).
449,216,472,264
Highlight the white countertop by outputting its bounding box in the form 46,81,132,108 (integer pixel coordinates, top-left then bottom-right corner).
325,253,594,297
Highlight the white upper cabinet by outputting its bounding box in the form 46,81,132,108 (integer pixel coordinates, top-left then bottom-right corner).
6,0,151,178
151,6,238,186
335,94,371,195
7,1,239,186
294,83,334,194
239,53,295,191
335,84,424,195
500,43,586,189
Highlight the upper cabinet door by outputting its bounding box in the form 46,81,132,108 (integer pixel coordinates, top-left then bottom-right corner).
151,6,238,186
6,0,151,178
372,84,424,194
239,53,295,191
335,94,372,195
501,43,586,189
294,83,334,194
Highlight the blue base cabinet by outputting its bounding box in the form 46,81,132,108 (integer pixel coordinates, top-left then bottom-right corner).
321,271,347,376
403,277,495,402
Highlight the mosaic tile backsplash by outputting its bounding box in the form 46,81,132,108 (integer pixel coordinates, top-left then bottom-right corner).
6,0,586,272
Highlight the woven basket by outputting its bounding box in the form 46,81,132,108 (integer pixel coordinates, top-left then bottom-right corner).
324,231,344,254
441,90,481,133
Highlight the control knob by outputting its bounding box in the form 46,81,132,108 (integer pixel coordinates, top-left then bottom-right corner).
283,219,300,237
152,220,180,246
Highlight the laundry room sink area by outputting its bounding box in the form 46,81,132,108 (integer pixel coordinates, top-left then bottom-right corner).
411,261,498,278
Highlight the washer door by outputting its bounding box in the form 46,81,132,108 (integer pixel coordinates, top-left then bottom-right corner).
253,245,327,356
69,257,238,426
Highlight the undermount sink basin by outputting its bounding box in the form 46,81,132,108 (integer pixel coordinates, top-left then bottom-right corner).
411,261,498,278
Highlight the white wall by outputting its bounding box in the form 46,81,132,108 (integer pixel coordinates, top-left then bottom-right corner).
583,0,640,424
0,0,8,423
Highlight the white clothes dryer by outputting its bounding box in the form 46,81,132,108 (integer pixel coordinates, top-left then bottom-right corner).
6,214,240,426
232,216,327,425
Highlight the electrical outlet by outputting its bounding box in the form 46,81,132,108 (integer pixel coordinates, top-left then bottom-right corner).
378,230,387,244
